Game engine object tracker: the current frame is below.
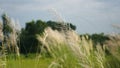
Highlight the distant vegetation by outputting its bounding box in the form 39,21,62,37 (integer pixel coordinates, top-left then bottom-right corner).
80,33,110,47
19,20,47,54
47,21,76,31
19,20,76,54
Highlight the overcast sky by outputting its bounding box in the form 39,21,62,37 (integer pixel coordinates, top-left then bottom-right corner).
0,0,120,34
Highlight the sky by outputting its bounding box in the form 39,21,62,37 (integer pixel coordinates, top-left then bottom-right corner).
0,0,120,34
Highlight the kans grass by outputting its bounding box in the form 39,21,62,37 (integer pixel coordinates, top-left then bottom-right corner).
0,27,119,68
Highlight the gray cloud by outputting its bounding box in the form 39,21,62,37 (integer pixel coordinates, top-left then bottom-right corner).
0,0,120,33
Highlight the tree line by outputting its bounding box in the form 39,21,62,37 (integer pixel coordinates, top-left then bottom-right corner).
0,14,110,55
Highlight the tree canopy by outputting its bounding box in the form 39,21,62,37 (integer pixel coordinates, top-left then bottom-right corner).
19,20,76,54
20,20,47,54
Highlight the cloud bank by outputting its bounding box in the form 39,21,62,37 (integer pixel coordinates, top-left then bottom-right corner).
0,0,120,33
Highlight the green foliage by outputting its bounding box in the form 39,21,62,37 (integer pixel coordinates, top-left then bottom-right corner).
90,33,110,46
47,21,65,31
7,57,53,68
25,20,47,35
20,20,47,54
80,33,110,47
47,20,76,31
104,55,120,68
67,23,76,30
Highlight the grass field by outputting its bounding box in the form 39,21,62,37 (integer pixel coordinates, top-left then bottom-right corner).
7,57,53,68
1,29,120,68
4,36,120,68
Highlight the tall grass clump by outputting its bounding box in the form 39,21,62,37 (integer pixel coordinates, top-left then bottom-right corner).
0,13,20,68
36,27,105,68
36,27,80,68
0,22,6,68
69,35,106,68
103,34,120,68
0,44,7,68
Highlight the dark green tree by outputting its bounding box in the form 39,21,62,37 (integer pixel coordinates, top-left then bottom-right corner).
90,33,110,48
20,20,47,54
47,20,76,31
67,23,76,30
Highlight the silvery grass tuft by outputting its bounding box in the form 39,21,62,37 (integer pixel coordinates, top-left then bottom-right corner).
36,27,106,68
37,27,79,68
9,18,20,56
0,14,20,68
2,14,20,56
0,22,6,68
